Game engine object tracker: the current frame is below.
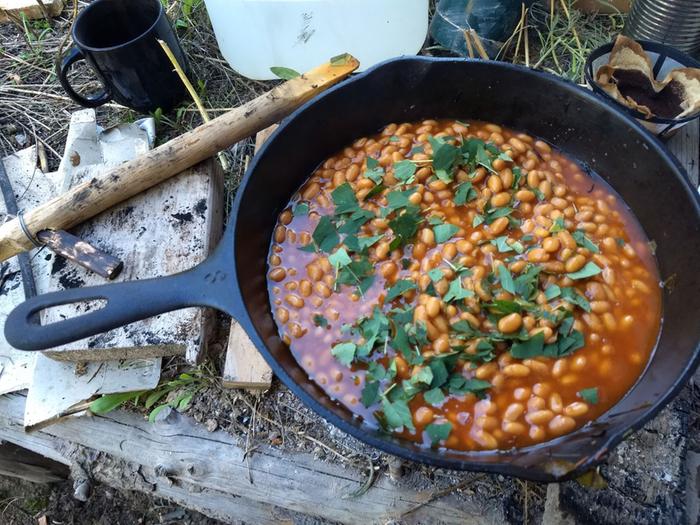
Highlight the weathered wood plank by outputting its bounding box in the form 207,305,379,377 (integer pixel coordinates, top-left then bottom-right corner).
0,393,494,525
0,442,68,483
0,0,63,23
222,125,278,390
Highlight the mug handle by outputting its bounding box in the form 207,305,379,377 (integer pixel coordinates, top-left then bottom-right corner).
57,46,112,108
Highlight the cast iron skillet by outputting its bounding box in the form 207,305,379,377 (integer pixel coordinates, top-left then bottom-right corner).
6,58,700,482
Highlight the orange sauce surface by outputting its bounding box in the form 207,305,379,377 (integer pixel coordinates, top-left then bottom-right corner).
266,119,662,451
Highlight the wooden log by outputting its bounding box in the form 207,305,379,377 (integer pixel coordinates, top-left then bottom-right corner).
0,393,495,525
0,57,360,261
36,229,123,280
222,124,278,391
0,442,69,483
0,0,63,23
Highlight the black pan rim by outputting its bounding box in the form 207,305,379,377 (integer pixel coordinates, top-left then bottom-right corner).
229,56,700,481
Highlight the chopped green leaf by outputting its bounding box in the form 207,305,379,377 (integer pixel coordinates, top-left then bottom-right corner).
312,314,328,328
498,264,516,294
328,247,351,269
472,214,485,227
572,230,600,253
344,234,384,253
270,66,301,80
448,376,491,396
443,278,475,302
330,53,352,65
428,359,450,388
386,279,416,302
312,216,339,252
428,268,444,283
389,208,422,249
424,388,445,406
384,188,416,216
512,166,523,188
381,397,415,431
426,422,452,444
331,342,356,367
293,202,309,216
394,160,417,184
567,262,602,280
361,381,381,407
491,236,514,253
561,287,591,312
364,157,385,184
331,183,359,214
411,366,434,386
545,284,562,300
579,387,599,405
550,217,566,233
454,182,477,205
433,223,459,243
510,332,545,358
429,136,460,182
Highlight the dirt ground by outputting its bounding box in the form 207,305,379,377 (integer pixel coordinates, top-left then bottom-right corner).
0,475,224,525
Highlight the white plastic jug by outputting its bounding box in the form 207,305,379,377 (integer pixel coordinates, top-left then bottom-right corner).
203,0,430,80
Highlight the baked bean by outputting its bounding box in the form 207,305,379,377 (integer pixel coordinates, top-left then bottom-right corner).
269,118,661,453
489,216,509,235
564,402,589,417
504,402,525,421
565,254,586,273
529,425,546,441
269,268,286,282
542,237,560,252
516,189,536,202
498,313,523,333
503,364,530,377
503,421,527,435
285,295,304,308
528,248,549,263
276,307,289,323
527,410,555,425
549,415,576,435
414,406,434,426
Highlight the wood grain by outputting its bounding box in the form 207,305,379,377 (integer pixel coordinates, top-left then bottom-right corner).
0,0,63,23
222,125,278,390
0,57,359,261
0,393,492,525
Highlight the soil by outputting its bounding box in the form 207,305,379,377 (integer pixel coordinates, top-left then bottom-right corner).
0,476,224,525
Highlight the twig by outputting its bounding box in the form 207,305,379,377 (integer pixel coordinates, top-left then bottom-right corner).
469,29,490,60
524,8,530,68
559,0,583,55
157,38,231,171
400,475,486,518
513,3,526,64
462,30,474,59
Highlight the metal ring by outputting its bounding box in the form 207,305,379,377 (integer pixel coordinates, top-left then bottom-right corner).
17,210,42,248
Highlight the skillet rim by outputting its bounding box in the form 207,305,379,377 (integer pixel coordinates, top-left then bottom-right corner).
229,56,700,481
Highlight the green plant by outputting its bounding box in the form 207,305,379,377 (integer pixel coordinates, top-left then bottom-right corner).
89,368,211,422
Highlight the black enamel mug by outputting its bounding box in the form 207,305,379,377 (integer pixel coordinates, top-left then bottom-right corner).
57,0,189,113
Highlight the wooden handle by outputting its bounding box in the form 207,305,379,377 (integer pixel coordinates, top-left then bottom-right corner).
0,56,360,262
36,229,124,280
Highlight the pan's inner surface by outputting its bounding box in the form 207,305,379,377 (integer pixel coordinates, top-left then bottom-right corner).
233,59,700,477
264,117,662,453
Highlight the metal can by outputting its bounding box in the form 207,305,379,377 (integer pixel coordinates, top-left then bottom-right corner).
624,0,700,55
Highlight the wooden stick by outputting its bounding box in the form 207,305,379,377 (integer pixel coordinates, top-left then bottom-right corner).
157,38,230,171
462,30,475,59
36,229,123,280
468,29,490,61
0,56,359,261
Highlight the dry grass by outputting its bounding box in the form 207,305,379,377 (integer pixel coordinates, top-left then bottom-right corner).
0,0,273,212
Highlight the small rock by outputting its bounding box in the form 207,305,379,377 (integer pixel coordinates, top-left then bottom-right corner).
205,418,218,432
15,133,27,147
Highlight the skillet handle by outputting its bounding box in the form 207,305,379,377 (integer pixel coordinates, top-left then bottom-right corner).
4,265,234,351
